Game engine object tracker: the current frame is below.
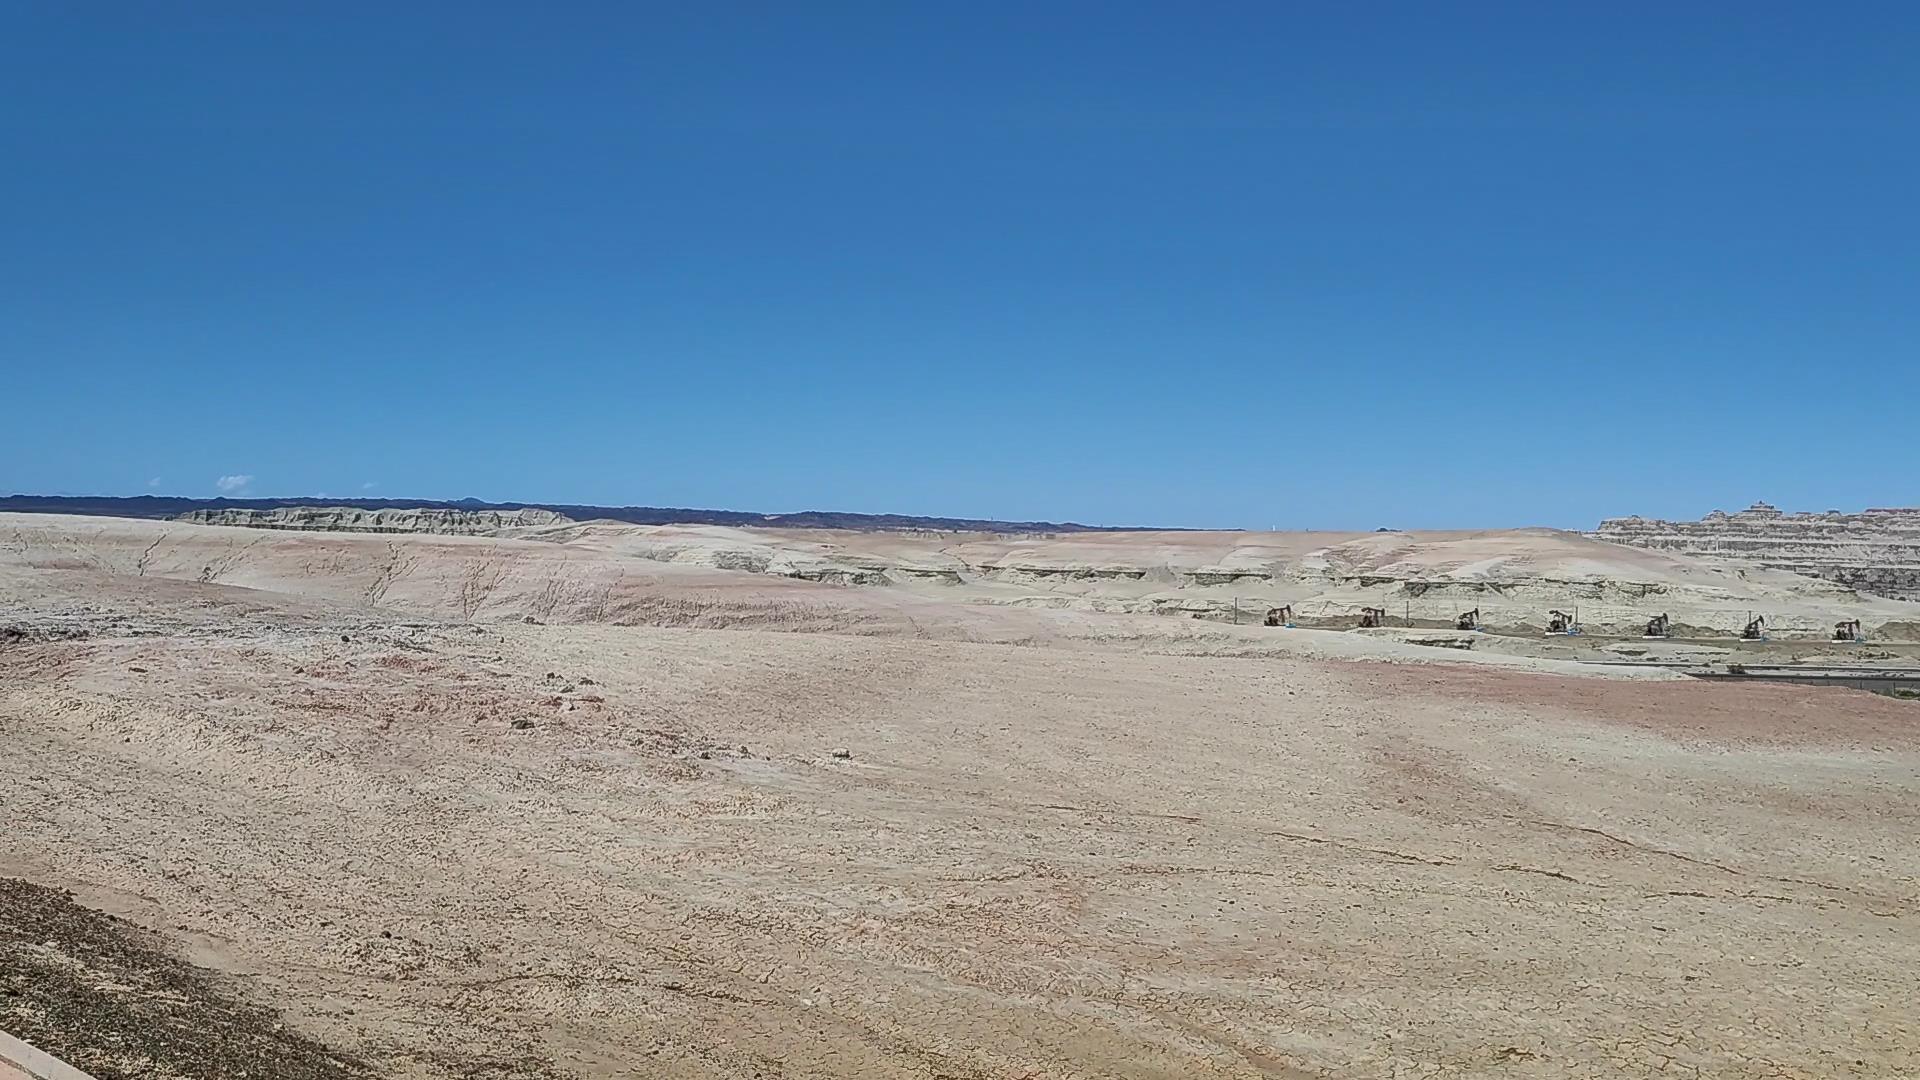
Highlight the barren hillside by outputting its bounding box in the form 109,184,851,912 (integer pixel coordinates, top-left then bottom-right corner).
3,513,1917,1079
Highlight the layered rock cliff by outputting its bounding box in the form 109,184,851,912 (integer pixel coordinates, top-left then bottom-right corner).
1593,502,1920,600
177,506,570,535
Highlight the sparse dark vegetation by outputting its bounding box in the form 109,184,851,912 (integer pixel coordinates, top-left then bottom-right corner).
0,878,370,1080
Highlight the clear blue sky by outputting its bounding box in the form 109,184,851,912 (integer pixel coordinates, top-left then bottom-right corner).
4,3,1915,528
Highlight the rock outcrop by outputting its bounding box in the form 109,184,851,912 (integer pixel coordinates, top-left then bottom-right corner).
177,506,570,535
1593,502,1920,600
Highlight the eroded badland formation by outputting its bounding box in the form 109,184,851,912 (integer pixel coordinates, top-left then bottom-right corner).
4,503,1918,1079
1595,501,1920,601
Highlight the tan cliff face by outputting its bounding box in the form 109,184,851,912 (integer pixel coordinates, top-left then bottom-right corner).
174,506,570,535
1593,502,1920,600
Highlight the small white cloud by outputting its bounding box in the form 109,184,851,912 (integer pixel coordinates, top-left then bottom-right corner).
147,477,162,489
361,481,378,490
215,474,254,493
314,491,329,498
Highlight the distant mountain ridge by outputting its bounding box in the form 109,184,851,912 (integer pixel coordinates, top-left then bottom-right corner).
0,494,1134,534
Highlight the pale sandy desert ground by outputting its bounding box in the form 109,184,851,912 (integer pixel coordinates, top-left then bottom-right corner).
3,513,1918,1079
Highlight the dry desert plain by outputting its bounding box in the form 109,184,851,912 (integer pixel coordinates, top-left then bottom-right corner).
3,512,1918,1079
